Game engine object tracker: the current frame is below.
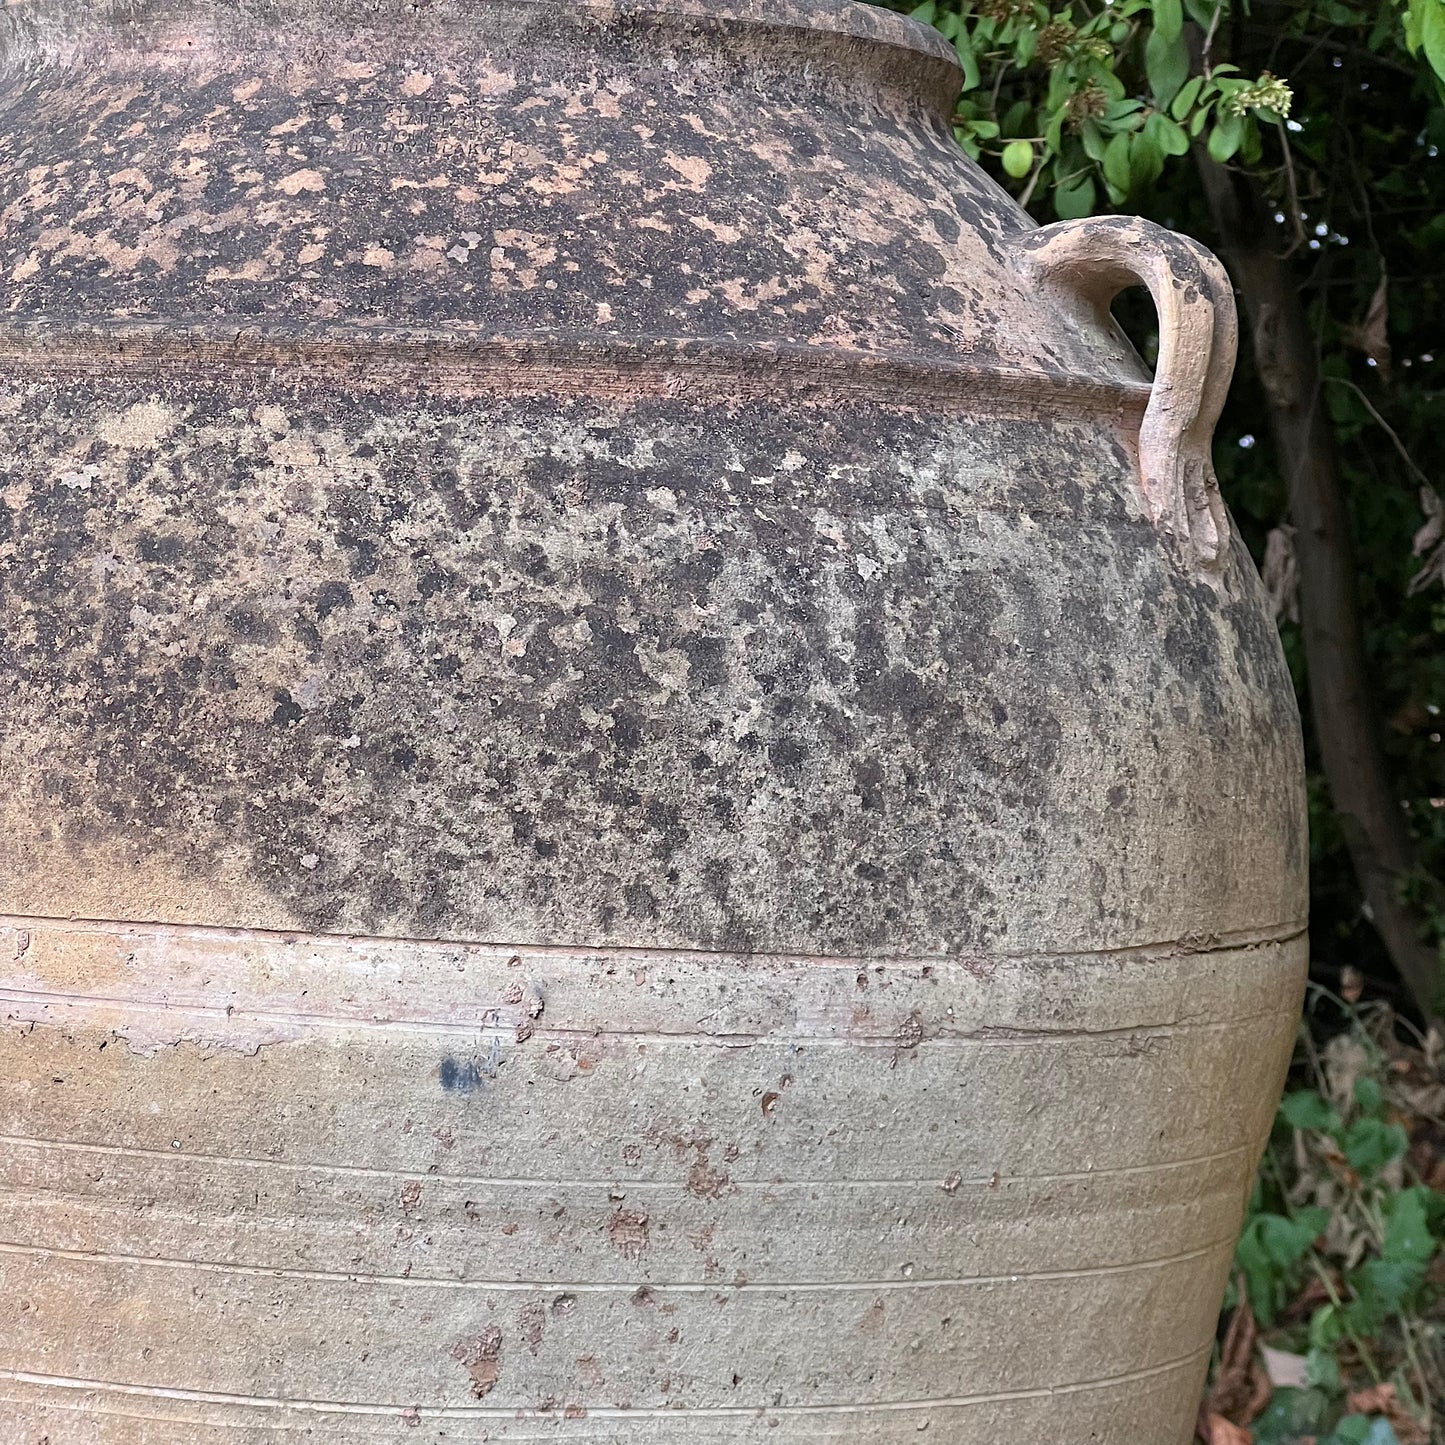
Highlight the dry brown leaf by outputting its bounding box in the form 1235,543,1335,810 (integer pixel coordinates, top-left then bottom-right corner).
1260,1345,1309,1389
1411,487,1445,595
1209,1301,1258,1419
1196,1406,1254,1445
1343,272,1391,379
1344,1383,1429,1444
1413,487,1443,556
1323,1034,1373,1108
1262,524,1300,624
1206,1299,1272,1426
1279,1274,1332,1326
1389,699,1430,736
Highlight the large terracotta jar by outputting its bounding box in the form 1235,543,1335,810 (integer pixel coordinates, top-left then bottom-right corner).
0,0,1306,1440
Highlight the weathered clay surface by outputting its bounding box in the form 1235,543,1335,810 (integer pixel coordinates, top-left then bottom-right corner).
0,0,1306,1441
0,916,1304,1441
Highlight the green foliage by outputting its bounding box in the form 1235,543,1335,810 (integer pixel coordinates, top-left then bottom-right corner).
896,0,1301,214
1254,1409,1404,1445
1238,1205,1334,1324
1228,996,1445,1440
1404,0,1445,82
891,0,1445,219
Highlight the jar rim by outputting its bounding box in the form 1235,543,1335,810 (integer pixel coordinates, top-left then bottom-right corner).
2,0,965,120
573,0,959,66
2,0,959,67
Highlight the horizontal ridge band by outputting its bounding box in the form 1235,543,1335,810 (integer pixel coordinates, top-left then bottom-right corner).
0,320,1153,416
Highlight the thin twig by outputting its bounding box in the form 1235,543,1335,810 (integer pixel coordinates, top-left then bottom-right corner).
1312,1258,1386,1385
1324,376,1433,489
1274,118,1308,256
1241,25,1424,79
1397,1312,1434,1437
1202,0,1224,73
989,59,1008,114
1017,154,1043,209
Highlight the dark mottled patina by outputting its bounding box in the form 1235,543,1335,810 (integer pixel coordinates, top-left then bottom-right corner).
0,0,1303,955
0,3,1308,1439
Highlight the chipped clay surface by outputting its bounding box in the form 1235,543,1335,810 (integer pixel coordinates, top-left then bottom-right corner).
0,1,1306,1441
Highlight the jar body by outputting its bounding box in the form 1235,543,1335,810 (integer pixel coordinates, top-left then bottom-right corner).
0,3,1306,1440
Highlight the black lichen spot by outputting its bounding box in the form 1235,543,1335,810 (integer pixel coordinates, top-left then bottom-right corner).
768,737,807,773
138,530,183,564
271,689,304,726
681,633,726,689
226,607,272,642
623,882,658,919
315,580,352,619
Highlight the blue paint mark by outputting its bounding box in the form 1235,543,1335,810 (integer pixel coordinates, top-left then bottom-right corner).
439,1056,485,1093
439,1038,503,1094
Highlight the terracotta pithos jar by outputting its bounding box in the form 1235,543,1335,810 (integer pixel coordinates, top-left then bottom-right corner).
0,0,1305,1440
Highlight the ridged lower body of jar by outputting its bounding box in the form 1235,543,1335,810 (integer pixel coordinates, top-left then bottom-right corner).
0,333,1307,1441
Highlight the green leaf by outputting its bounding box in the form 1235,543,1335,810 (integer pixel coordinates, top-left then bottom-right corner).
1353,1075,1384,1115
1325,1418,1402,1445
1080,119,1107,161
1145,27,1191,106
1360,1423,1403,1445
1103,97,1146,122
1261,1209,1329,1266
909,1,938,20
1341,1116,1408,1175
1308,1301,1344,1351
1304,1346,1341,1392
1002,139,1035,178
1235,1209,1327,1323
1421,0,1445,80
1093,64,1128,101
1208,112,1244,161
1170,74,1204,119
1144,109,1192,156
1053,172,1097,219
1356,1255,1427,1314
1279,1089,1343,1136
1238,116,1263,164
1044,108,1065,154
1130,130,1165,188
1382,1186,1437,1265
955,28,981,90
1251,1388,1334,1445
1152,0,1184,41
1102,131,1133,193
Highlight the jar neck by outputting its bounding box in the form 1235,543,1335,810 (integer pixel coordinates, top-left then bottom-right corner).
1,0,961,121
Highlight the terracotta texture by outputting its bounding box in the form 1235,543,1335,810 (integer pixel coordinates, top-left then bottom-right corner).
0,1,1306,1441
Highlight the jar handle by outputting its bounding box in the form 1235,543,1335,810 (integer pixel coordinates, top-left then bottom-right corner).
1003,216,1238,574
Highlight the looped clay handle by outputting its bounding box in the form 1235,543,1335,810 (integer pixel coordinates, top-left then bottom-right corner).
1004,215,1238,575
